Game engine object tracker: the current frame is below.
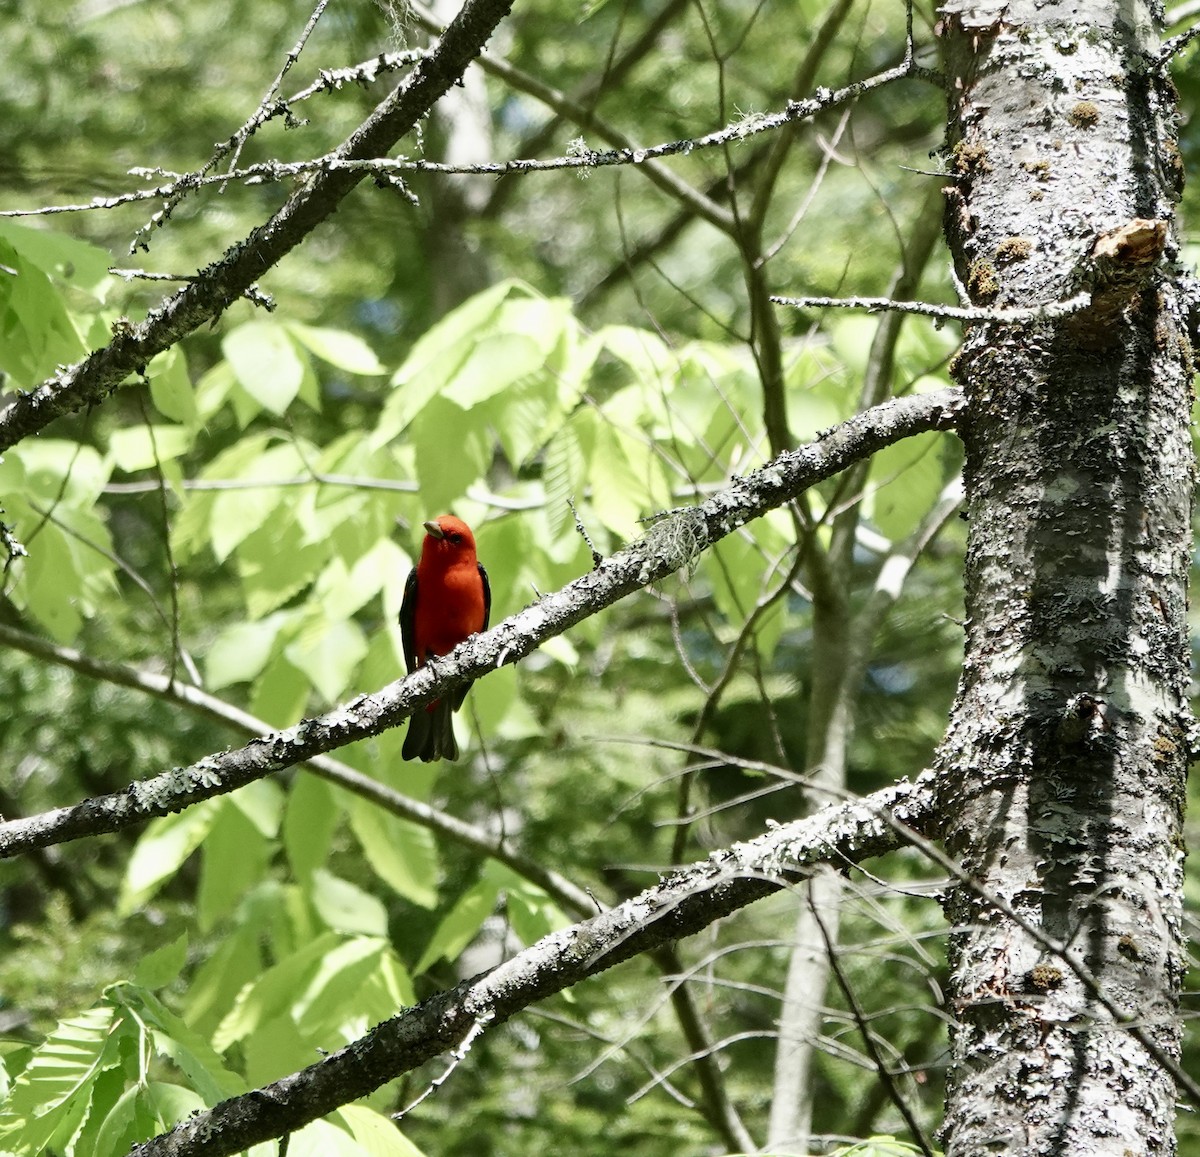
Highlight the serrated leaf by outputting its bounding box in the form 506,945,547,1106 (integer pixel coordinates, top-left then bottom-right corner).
345,795,438,910
93,1082,206,1156
0,1004,121,1155
223,322,306,415
542,414,590,539
134,932,189,990
116,987,246,1104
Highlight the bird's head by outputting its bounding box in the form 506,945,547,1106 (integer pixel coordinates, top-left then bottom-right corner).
421,514,478,560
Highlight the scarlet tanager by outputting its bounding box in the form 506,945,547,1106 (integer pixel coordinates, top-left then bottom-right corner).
400,515,491,762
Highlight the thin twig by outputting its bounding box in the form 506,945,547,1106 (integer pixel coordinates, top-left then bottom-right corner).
810,878,936,1157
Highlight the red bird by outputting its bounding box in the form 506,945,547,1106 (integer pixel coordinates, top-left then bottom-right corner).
400,515,491,762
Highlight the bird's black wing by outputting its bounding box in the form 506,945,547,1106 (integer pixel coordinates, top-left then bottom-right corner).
399,568,419,674
479,562,491,632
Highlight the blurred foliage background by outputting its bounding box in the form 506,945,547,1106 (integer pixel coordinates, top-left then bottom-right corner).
0,0,1196,1153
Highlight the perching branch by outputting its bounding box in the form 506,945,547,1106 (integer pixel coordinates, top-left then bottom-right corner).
0,620,594,917
0,0,517,455
0,388,963,860
127,770,940,1157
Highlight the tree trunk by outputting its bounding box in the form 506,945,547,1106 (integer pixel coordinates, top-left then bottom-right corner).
936,0,1192,1152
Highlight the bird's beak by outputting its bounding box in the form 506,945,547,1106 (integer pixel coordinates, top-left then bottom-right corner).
423,520,445,539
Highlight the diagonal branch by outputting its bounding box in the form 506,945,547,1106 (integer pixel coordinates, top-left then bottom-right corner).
0,0,517,455
127,770,940,1157
0,388,963,860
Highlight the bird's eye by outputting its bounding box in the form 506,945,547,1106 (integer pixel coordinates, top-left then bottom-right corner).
448,532,463,544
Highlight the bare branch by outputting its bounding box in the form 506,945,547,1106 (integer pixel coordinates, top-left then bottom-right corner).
772,291,1092,324
0,389,963,861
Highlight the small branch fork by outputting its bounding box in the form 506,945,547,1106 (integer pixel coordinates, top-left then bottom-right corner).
0,0,521,456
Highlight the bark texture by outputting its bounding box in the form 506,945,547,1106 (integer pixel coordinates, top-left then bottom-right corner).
937,0,1192,1152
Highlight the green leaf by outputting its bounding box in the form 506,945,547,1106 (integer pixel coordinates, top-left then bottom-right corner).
288,322,386,375
14,439,110,505
205,613,288,690
119,802,220,915
208,442,308,564
0,243,88,387
92,1083,206,1157
0,219,113,300
147,346,198,426
236,516,329,619
250,653,311,727
284,774,340,880
501,874,570,947
64,1056,128,1157
371,280,517,446
198,799,273,932
108,424,193,473
411,396,494,513
282,1117,370,1157
542,413,590,539
116,986,246,1103
212,931,343,1052
182,922,263,1039
283,616,369,704
228,777,284,839
310,869,389,937
337,1105,429,1156
414,871,502,974
133,931,189,990
868,431,946,541
313,538,407,620
222,321,306,415
291,936,387,1039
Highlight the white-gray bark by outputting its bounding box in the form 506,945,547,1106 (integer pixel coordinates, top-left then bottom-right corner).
936,0,1192,1150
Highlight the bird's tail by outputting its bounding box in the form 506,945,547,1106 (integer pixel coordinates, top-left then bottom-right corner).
402,699,459,762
